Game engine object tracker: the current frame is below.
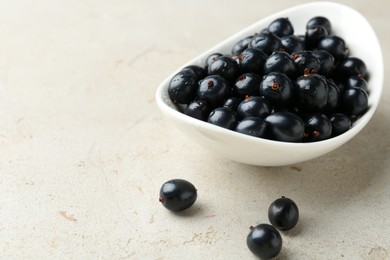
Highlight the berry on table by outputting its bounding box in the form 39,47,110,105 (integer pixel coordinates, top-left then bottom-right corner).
268,196,299,231
246,224,282,259
159,179,197,212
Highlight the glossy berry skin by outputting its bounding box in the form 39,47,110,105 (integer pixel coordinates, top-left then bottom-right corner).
265,112,305,142
249,33,282,56
197,75,231,107
205,53,223,68
259,72,294,108
237,96,271,119
329,113,352,136
337,57,368,79
342,87,368,116
235,117,267,138
247,224,282,259
182,65,207,81
236,47,268,74
264,51,297,78
296,74,328,112
344,76,369,93
280,35,305,54
231,35,253,55
233,73,262,98
305,25,328,50
268,196,299,231
208,56,240,82
267,17,294,37
317,35,348,61
312,50,335,76
326,79,341,113
208,107,238,130
292,50,320,76
159,179,197,212
303,114,332,142
223,97,242,111
306,16,332,34
184,100,211,121
168,69,198,104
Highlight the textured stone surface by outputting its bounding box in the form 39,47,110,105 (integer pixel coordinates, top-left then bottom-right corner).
0,0,389,259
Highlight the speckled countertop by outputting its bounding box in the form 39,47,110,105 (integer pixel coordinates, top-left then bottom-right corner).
0,0,389,259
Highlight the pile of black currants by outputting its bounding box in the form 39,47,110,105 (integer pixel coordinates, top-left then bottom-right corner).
168,16,370,142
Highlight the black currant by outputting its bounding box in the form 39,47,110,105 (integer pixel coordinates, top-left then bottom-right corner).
184,100,211,121
268,196,299,231
259,72,294,108
296,73,328,112
247,224,282,259
208,107,238,130
292,50,320,76
231,35,253,55
159,179,197,212
197,75,231,107
168,69,198,104
336,57,368,79
280,34,305,54
341,87,368,116
182,65,207,81
305,25,328,50
205,53,223,68
312,50,335,76
223,97,242,111
263,51,297,78
267,17,294,37
303,114,332,142
233,73,262,98
237,96,271,119
329,113,352,136
306,16,332,34
326,79,341,113
235,117,267,138
344,76,369,93
236,47,268,74
317,35,348,61
265,111,305,142
249,33,282,56
208,55,240,82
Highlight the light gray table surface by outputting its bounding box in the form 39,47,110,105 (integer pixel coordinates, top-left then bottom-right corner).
0,0,389,259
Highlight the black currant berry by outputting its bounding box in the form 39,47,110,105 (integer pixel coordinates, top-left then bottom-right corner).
197,75,231,107
336,57,368,79
182,65,207,81
184,100,211,121
159,179,197,212
329,113,352,136
223,97,242,111
263,51,297,78
205,53,223,68
326,79,341,113
303,114,332,142
344,76,369,93
292,50,320,76
235,117,267,138
168,69,198,104
268,196,299,231
249,33,282,56
208,56,240,82
306,16,332,34
312,50,335,76
231,35,253,55
208,107,238,130
247,224,282,259
305,25,328,50
317,35,348,61
341,87,368,116
233,73,262,98
259,72,294,108
237,96,271,119
267,17,294,37
296,73,328,112
265,112,305,142
280,34,305,54
236,47,268,74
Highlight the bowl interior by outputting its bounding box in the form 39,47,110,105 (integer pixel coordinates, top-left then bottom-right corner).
156,2,383,166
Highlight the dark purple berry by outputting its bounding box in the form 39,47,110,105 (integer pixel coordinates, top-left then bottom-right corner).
197,75,231,107
337,57,368,79
247,224,282,259
159,179,197,212
208,107,238,130
249,33,282,55
265,111,305,142
342,87,368,116
296,73,328,112
259,72,294,108
267,17,294,37
312,50,335,76
280,34,305,54
236,47,268,74
305,25,328,50
168,69,198,104
268,196,299,230
184,100,211,121
306,16,332,34
235,117,267,138
237,96,271,119
208,56,240,82
329,113,352,136
231,35,253,55
292,50,320,76
233,73,262,98
264,51,297,77
303,114,332,142
317,36,348,61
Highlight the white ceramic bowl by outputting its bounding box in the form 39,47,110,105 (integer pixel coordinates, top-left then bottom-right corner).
156,2,383,166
